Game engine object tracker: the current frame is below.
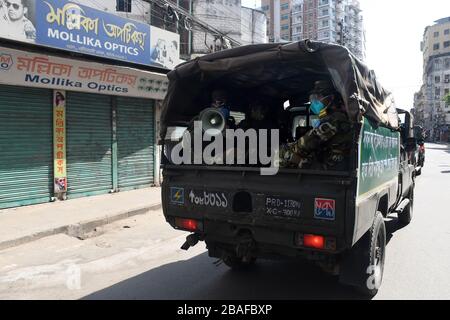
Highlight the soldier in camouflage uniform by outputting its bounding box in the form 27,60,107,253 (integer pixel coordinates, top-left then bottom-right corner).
279,81,354,170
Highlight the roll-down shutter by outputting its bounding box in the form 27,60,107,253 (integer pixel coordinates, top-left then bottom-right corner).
117,97,154,190
66,92,112,198
0,85,53,209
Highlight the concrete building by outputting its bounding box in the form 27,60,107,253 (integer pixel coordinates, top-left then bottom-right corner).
241,7,268,45
291,0,365,60
0,0,178,209
191,0,268,55
414,17,450,142
261,0,292,42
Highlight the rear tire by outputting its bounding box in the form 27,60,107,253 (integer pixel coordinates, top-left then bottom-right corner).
398,186,414,226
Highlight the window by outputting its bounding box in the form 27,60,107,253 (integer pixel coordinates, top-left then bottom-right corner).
281,3,289,10
434,31,439,37
281,24,289,30
445,29,450,35
117,0,132,13
296,26,302,33
320,0,329,5
435,76,441,83
261,5,269,11
433,43,440,50
444,41,450,48
321,20,329,27
281,14,289,20
321,9,329,16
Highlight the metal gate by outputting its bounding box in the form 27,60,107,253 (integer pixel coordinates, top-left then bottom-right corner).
0,85,53,209
117,97,155,191
66,92,113,198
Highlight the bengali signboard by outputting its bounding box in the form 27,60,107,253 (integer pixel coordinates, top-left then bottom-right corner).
53,89,67,194
358,118,400,197
0,0,180,69
0,46,168,99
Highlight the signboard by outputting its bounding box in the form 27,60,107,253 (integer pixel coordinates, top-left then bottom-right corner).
0,0,180,69
358,118,400,197
53,89,67,194
0,46,168,100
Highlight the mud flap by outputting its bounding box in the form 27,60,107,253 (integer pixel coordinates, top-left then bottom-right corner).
339,231,371,288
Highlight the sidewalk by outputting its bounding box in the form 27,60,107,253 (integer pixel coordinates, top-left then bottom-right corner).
0,188,162,251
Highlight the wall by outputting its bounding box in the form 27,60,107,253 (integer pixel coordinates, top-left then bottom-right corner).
241,7,268,45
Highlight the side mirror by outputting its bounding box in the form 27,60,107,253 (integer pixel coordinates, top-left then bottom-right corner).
405,137,417,152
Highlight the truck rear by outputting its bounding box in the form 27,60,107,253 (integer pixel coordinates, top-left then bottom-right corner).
159,41,414,296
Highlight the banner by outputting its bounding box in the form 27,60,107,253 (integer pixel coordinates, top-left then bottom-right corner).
53,89,67,194
0,46,168,100
0,0,180,69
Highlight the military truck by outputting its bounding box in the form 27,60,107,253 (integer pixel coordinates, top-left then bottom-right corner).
159,41,416,296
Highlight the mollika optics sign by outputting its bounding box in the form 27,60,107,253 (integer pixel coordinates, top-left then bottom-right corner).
0,0,180,69
0,46,168,100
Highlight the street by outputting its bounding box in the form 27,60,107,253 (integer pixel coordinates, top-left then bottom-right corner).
0,143,449,300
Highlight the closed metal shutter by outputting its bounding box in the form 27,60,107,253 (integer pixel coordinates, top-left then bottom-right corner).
117,97,154,190
0,85,53,209
66,92,112,198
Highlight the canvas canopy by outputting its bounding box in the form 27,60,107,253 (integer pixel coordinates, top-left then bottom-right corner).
160,40,399,139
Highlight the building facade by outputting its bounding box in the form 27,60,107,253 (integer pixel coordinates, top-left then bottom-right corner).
261,0,291,42
414,17,450,142
191,0,268,54
0,0,179,209
291,0,365,60
241,7,268,45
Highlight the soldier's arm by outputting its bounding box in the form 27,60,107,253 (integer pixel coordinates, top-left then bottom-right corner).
295,121,338,154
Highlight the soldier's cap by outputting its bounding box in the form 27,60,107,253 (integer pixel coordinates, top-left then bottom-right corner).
310,80,337,97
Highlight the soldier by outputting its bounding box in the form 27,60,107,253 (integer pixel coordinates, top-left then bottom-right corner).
279,80,354,170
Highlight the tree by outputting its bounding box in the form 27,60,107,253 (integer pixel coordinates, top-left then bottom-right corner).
444,93,450,106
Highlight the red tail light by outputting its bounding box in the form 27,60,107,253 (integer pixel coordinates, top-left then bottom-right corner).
175,218,202,232
303,234,325,249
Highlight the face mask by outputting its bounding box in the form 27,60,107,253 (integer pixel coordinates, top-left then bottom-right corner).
310,99,325,115
311,119,321,128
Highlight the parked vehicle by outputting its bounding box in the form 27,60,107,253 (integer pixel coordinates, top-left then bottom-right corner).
159,41,416,296
414,125,425,175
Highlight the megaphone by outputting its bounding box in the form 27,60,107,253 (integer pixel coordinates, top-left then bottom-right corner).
199,108,226,137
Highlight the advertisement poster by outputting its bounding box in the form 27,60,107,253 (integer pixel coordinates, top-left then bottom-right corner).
150,27,181,70
0,46,168,100
0,0,179,69
53,89,67,194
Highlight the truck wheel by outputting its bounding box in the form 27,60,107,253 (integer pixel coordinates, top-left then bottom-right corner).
339,212,386,297
398,186,414,226
222,255,256,270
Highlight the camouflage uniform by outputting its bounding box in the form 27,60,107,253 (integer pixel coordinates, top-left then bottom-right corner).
279,109,353,169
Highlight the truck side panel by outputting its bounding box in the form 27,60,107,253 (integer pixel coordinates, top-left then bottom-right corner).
353,118,400,244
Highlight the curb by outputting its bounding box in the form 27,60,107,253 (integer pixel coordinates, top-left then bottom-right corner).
0,203,162,251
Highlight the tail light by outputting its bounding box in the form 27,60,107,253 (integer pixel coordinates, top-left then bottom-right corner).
296,233,336,251
175,218,203,232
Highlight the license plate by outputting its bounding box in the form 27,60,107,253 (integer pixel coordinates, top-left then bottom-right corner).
265,196,302,218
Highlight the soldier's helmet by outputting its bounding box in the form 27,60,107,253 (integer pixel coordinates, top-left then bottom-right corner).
310,80,337,97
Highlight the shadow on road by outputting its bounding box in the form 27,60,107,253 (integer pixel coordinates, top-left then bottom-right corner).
82,253,368,300
82,218,408,301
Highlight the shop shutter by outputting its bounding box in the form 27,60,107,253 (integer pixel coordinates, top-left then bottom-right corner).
66,92,112,198
0,85,53,209
117,97,154,190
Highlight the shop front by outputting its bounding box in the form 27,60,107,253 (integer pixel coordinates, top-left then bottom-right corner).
0,46,167,209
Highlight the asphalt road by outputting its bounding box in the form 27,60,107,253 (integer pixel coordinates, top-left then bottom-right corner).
0,143,449,300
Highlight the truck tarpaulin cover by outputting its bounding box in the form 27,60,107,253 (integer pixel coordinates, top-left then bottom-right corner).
161,40,399,139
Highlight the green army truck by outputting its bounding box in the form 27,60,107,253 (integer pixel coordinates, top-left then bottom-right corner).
159,41,416,296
